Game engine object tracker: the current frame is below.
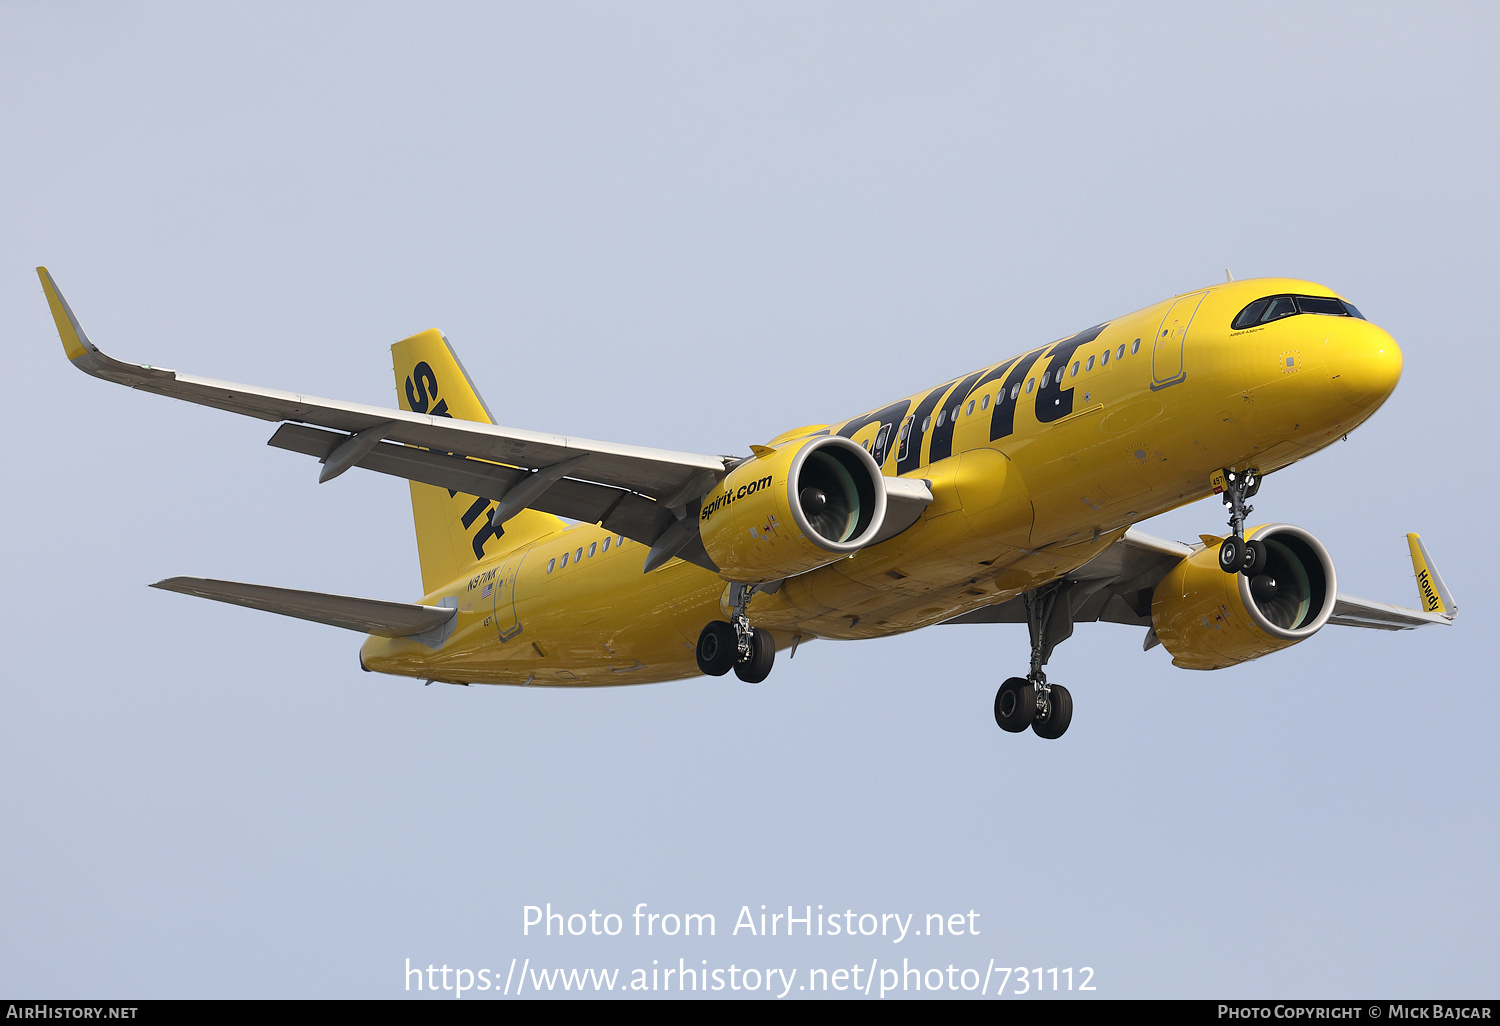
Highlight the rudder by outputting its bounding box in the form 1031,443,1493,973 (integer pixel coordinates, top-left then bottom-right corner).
392,330,563,594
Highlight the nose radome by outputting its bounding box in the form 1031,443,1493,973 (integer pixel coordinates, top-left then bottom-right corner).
1327,320,1402,410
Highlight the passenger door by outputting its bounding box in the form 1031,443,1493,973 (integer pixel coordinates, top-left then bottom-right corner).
1151,291,1207,390
492,545,532,642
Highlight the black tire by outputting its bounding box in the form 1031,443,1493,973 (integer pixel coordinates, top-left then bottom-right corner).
1243,538,1267,575
733,627,775,684
696,621,736,677
1032,684,1073,740
1219,536,1246,574
994,677,1036,733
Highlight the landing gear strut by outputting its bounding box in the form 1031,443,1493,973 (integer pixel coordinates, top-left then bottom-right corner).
696,583,774,683
1217,467,1267,576
993,581,1075,740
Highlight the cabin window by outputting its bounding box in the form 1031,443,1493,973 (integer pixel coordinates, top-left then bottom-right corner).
1025,378,1035,394
965,399,975,416
1100,349,1109,366
1070,361,1080,377
1041,370,1051,388
980,393,991,410
559,551,569,568
575,547,583,563
1010,382,1021,400
616,535,625,546
1130,339,1140,355
588,541,597,558
547,558,556,573
874,424,890,453
921,415,931,432
936,409,946,427
1086,355,1096,371
601,537,610,552
1116,344,1126,360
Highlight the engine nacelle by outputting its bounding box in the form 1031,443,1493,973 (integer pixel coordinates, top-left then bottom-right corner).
698,436,888,583
1151,524,1338,670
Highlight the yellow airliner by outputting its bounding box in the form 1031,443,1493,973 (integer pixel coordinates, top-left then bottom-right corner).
39,267,1455,740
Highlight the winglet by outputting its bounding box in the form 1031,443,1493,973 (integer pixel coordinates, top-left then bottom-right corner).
1407,533,1456,620
37,267,98,362
36,268,174,386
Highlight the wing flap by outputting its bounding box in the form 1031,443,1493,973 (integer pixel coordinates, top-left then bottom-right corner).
265,424,708,567
151,577,457,639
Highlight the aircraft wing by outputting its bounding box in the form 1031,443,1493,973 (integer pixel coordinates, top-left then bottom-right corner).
944,527,1454,638
39,269,728,539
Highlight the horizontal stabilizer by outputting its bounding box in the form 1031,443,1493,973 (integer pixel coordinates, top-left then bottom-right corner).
151,577,456,640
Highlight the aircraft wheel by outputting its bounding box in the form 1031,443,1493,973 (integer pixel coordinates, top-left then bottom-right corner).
1219,537,1245,574
1032,684,1073,740
1242,538,1268,575
733,627,775,684
994,677,1036,733
696,621,736,677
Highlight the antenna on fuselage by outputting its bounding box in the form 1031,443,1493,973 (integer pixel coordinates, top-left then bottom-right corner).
1225,268,1234,282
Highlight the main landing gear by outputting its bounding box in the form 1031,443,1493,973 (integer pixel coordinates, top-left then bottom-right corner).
696,583,774,684
994,581,1075,740
1216,467,1268,576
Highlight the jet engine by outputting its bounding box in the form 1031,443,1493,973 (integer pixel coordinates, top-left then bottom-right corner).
698,435,888,583
1151,524,1337,670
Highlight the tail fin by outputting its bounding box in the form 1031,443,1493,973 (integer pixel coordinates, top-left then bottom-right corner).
392,330,563,594
1406,532,1457,620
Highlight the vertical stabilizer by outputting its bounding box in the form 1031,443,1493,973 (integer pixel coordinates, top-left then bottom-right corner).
392,330,563,594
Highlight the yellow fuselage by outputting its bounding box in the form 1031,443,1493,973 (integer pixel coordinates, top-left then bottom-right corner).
360,278,1401,686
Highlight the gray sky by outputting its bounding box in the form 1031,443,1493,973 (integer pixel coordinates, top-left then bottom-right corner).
2,1,1495,999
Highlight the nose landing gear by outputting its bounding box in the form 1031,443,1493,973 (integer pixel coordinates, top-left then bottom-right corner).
993,581,1075,740
1217,467,1268,575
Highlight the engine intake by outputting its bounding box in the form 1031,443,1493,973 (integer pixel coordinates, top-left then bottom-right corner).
698,436,888,583
1151,524,1337,670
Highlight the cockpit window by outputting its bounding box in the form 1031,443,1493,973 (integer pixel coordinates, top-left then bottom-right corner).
1296,296,1346,317
1234,299,1269,326
1232,294,1361,330
1262,297,1298,323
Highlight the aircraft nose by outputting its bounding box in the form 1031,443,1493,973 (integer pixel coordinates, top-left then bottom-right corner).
1327,320,1402,410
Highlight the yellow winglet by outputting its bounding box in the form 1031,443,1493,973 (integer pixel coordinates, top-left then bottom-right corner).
37,267,98,362
1407,533,1457,619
